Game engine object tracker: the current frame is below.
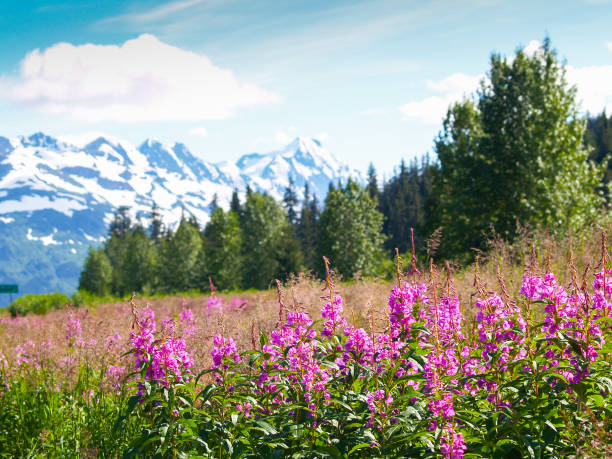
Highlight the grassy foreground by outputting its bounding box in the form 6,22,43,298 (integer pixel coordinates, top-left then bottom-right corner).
1,227,612,457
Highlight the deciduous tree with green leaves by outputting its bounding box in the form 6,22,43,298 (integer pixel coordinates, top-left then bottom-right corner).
241,192,302,289
319,178,385,278
78,246,112,296
203,208,242,291
435,38,605,259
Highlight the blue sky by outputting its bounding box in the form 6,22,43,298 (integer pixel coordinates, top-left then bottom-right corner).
0,0,611,175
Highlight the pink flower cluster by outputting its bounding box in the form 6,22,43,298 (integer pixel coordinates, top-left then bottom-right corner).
211,334,241,370
205,266,611,459
130,307,193,387
321,296,347,337
65,317,82,342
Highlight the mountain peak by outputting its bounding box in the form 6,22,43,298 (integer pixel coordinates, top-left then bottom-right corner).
21,132,61,149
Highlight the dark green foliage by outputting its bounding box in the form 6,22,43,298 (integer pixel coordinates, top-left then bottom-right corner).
203,208,242,291
240,192,302,289
7,292,70,317
157,219,203,293
585,110,612,184
230,188,242,216
78,246,112,296
366,162,379,202
0,365,139,456
123,232,158,294
105,232,131,296
296,183,321,272
379,156,436,255
319,178,385,277
434,38,605,260
283,175,299,227
109,206,132,237
148,202,164,243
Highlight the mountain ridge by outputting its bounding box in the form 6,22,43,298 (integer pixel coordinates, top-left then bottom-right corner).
0,133,363,301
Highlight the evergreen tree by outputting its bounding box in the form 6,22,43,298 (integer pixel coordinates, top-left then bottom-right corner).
78,247,112,296
203,208,242,291
276,218,304,282
296,183,320,271
319,179,385,278
208,194,219,213
283,175,299,227
366,163,379,203
149,202,164,243
585,110,612,184
230,189,242,215
158,220,203,293
105,232,131,296
109,206,132,237
379,157,436,255
434,38,605,259
124,232,159,294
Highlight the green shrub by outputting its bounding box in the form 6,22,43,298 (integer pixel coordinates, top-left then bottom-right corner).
8,292,70,317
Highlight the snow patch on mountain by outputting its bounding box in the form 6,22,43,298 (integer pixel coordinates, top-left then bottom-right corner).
0,132,363,301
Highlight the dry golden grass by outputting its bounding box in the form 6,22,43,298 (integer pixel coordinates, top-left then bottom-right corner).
2,221,611,389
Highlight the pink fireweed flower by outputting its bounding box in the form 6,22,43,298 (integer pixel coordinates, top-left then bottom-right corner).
321,295,348,337
179,307,197,337
207,295,223,313
343,327,374,365
106,365,126,389
366,389,394,426
211,334,241,369
236,402,253,417
440,424,466,459
130,307,193,386
388,282,428,334
65,317,82,341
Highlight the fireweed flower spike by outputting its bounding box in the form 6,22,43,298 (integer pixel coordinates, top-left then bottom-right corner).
129,301,193,389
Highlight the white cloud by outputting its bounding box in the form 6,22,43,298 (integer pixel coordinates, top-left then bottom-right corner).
189,126,209,138
567,65,612,114
399,72,481,125
606,42,612,52
3,34,278,123
523,39,543,57
400,40,612,125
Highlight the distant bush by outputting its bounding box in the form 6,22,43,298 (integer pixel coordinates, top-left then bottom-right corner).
8,292,70,317
70,289,122,309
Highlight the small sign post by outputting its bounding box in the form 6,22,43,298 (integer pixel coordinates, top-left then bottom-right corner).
0,284,18,303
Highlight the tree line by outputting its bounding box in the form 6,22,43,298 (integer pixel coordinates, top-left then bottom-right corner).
78,179,385,296
79,37,612,296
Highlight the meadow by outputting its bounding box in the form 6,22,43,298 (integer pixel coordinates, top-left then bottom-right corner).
1,227,612,458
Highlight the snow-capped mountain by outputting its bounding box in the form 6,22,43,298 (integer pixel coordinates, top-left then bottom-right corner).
0,133,363,301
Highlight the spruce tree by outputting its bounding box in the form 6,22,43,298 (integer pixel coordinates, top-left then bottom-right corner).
367,163,379,203
149,202,164,243
124,232,159,294
283,175,299,227
109,206,132,237
585,110,612,184
297,183,320,271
